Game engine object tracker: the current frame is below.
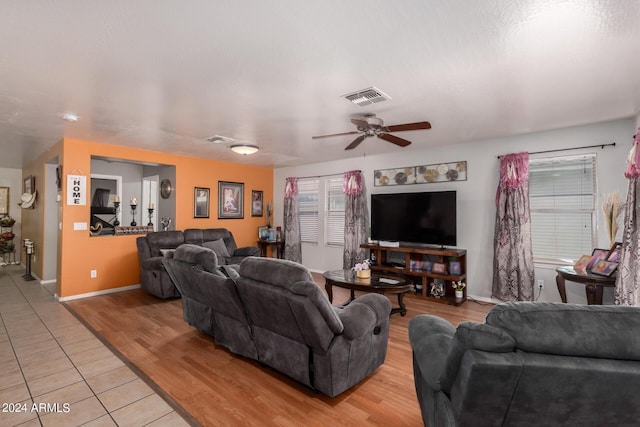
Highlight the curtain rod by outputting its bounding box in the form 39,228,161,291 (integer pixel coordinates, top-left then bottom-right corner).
496,142,616,159
291,170,362,180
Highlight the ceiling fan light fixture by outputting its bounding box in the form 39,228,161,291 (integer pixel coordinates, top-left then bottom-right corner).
230,144,259,155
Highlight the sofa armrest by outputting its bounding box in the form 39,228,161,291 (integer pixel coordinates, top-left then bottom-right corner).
136,237,151,262
409,315,456,392
233,246,261,257
336,293,391,339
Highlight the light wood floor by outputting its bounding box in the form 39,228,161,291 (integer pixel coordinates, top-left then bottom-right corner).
65,273,493,426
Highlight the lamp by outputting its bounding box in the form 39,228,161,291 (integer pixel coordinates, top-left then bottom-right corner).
230,144,259,155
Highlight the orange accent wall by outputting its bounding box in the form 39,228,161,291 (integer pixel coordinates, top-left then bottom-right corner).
34,138,273,298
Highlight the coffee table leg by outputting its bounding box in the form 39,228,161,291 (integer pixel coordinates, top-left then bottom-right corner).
556,274,567,303
325,280,333,303
397,293,407,316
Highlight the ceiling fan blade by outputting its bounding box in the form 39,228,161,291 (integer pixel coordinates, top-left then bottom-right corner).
378,133,411,147
350,118,370,129
384,121,432,132
345,135,368,150
312,131,361,139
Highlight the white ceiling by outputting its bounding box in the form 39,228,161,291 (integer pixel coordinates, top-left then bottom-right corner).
1,1,639,169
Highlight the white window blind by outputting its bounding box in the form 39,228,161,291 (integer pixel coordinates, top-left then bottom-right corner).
297,178,319,243
529,154,597,263
325,177,345,246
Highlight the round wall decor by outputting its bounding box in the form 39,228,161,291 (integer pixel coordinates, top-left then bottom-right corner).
160,179,172,199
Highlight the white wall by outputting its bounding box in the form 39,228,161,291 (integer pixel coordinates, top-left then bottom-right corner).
274,118,633,304
0,167,23,264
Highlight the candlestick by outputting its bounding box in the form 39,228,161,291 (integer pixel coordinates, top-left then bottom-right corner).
147,208,154,227
130,204,137,226
130,197,137,206
113,201,120,226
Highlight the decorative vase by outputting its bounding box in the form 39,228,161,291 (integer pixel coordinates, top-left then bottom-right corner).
455,290,464,298
356,269,371,279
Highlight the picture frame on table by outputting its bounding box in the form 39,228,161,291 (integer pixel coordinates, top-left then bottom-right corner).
606,242,622,263
573,254,592,272
193,187,210,218
585,248,609,271
251,190,263,217
218,181,244,219
590,259,618,277
258,226,270,240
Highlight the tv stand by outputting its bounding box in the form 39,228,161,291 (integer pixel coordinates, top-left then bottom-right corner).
361,243,467,306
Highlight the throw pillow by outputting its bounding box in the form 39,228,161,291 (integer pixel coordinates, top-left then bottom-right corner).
202,238,231,259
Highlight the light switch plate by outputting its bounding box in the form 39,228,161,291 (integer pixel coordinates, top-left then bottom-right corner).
73,222,87,231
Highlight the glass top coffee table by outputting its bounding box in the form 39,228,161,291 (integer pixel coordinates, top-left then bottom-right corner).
323,269,414,316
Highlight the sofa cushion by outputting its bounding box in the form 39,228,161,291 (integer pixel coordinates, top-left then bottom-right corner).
487,302,640,361
203,238,231,259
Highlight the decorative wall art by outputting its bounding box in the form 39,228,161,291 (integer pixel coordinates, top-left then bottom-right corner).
194,187,210,218
251,190,263,217
374,161,467,186
218,181,244,219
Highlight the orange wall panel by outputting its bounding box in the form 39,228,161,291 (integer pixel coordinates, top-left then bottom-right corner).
56,138,273,297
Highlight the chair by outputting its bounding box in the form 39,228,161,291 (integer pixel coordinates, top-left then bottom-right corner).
409,302,640,426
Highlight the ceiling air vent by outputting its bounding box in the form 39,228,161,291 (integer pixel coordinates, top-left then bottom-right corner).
205,135,236,143
342,87,391,106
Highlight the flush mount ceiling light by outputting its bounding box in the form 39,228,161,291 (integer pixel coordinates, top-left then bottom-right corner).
230,144,259,155
59,112,79,122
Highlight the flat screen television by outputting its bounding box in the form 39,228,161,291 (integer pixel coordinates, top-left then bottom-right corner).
371,191,456,247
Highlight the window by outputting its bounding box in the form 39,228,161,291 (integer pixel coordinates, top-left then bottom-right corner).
325,177,345,246
529,154,597,263
298,178,319,243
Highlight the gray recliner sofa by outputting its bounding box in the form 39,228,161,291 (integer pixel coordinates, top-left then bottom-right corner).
408,301,640,427
163,245,392,397
136,228,260,298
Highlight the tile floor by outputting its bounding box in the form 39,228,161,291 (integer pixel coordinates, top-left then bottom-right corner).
0,265,194,427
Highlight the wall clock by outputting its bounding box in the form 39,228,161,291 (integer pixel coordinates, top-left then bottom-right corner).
160,179,172,199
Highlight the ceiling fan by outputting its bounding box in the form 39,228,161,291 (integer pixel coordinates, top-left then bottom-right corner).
312,114,431,150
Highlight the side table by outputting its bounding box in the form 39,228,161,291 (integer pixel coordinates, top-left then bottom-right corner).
257,240,285,259
555,265,616,305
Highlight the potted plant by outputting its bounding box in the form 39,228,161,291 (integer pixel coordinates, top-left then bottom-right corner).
353,260,371,279
452,281,466,298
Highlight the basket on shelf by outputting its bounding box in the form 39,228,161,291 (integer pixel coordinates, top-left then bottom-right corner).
0,216,16,227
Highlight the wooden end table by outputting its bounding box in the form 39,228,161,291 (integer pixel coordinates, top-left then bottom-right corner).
555,265,616,305
323,269,414,316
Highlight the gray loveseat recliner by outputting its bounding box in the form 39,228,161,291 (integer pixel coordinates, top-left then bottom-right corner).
163,245,392,397
409,302,640,427
136,228,260,299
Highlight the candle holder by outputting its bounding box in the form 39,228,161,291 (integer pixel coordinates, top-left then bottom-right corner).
130,204,137,226
147,208,154,227
113,201,120,226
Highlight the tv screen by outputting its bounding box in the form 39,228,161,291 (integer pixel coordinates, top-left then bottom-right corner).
371,191,456,247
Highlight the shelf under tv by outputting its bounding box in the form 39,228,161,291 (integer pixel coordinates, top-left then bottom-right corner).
361,243,467,306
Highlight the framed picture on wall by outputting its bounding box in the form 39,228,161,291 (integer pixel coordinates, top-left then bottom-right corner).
0,187,8,215
23,175,34,194
218,181,244,219
194,187,210,218
251,190,263,217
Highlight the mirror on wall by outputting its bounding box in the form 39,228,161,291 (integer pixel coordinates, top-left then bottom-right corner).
90,156,176,236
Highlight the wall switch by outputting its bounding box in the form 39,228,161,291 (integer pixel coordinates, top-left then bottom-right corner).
90,270,97,278
537,279,544,289
74,222,87,231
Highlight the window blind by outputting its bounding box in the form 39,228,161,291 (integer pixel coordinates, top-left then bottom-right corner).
529,154,597,263
325,177,345,246
297,178,319,243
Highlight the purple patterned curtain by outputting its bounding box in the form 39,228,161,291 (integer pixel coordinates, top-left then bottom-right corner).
283,177,302,263
343,170,368,269
492,152,535,301
615,129,640,306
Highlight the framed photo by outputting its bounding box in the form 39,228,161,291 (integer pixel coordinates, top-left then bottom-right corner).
251,190,263,217
23,175,34,194
586,248,609,271
591,259,618,277
258,226,270,240
573,255,592,272
0,187,8,215
449,261,461,275
218,181,244,219
194,187,210,218
432,262,447,274
607,242,622,263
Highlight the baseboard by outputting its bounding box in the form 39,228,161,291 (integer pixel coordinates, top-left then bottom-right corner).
57,284,141,301
40,279,56,285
